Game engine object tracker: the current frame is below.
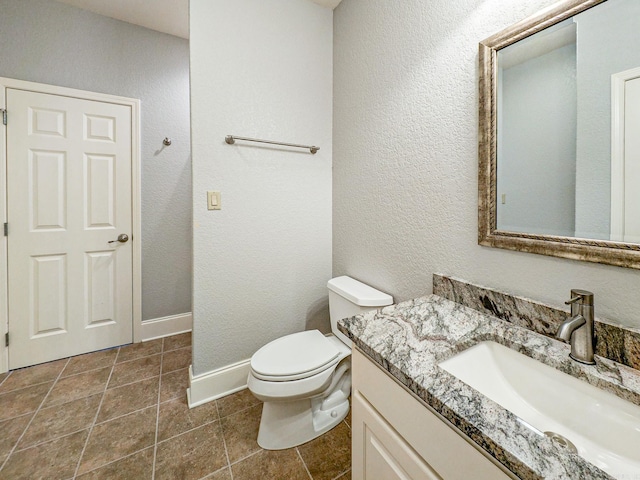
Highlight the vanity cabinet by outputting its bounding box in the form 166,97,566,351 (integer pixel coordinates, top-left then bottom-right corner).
351,349,516,480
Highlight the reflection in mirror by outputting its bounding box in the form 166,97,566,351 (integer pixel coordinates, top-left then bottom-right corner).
478,0,640,269
495,0,640,243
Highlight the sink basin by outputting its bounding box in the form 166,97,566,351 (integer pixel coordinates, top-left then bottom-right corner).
439,341,640,478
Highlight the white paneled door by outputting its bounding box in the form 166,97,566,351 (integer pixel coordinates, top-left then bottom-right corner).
6,88,133,369
623,76,640,243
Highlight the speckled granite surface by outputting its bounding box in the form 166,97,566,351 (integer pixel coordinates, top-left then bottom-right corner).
339,295,640,480
433,275,640,370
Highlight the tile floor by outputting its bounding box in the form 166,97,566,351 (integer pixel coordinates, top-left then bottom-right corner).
0,333,351,480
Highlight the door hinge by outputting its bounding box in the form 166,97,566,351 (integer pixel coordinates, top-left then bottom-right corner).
4,333,8,347
3,223,7,236
1,109,5,126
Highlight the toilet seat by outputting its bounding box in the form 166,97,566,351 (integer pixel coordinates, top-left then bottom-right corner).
251,330,341,382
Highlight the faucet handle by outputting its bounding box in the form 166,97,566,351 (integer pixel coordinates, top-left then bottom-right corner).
565,289,594,306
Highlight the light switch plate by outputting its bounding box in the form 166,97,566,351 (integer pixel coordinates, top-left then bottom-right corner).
207,191,221,210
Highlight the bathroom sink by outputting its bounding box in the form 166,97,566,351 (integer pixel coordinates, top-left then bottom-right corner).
438,341,640,478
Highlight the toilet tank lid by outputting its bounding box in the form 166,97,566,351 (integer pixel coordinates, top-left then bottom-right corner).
327,276,393,307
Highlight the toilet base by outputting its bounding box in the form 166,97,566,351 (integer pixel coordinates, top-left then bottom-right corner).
257,393,350,450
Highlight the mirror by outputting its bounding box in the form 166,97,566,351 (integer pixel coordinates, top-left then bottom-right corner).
479,0,640,269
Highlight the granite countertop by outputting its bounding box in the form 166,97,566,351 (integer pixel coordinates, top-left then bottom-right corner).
338,294,640,480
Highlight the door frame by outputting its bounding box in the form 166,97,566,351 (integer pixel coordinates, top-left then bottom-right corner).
0,77,142,373
611,66,640,241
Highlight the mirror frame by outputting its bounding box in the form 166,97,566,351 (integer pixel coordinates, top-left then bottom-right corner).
478,0,640,269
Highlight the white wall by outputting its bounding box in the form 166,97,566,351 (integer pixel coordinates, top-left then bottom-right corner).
190,0,333,375
574,0,640,240
498,43,577,237
0,0,192,321
333,0,640,329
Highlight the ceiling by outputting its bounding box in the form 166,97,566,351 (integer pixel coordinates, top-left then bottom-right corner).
55,0,342,40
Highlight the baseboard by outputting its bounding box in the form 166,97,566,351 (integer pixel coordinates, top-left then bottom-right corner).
141,312,192,341
187,359,251,408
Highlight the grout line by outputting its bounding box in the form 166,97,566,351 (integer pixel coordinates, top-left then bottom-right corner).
58,362,116,382
198,465,233,480
218,401,262,420
0,377,66,396
1,356,71,471
228,449,262,467
215,399,233,479
59,346,120,379
114,346,163,366
71,445,154,478
105,371,161,392
331,469,351,480
343,418,351,431
72,351,118,479
112,351,163,369
296,447,314,480
0,371,11,388
92,399,159,429
151,343,165,480
155,415,220,447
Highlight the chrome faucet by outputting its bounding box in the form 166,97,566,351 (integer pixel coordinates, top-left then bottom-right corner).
556,289,595,365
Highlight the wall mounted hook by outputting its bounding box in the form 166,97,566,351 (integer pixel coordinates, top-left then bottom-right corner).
163,137,172,146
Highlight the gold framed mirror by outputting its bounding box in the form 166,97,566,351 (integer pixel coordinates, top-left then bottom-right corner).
478,0,640,269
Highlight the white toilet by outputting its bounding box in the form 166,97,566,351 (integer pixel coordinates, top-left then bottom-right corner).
247,276,393,450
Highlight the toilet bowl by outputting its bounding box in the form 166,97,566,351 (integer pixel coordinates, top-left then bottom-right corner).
247,276,393,450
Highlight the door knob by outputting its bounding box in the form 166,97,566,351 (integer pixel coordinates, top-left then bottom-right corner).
108,234,129,244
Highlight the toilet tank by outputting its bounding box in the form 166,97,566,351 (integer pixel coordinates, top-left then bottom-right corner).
327,276,393,346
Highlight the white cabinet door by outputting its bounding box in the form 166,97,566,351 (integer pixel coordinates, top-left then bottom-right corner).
353,391,442,480
6,88,133,368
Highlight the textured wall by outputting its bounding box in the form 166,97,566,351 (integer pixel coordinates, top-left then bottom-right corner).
190,0,333,375
333,0,640,329
0,0,192,321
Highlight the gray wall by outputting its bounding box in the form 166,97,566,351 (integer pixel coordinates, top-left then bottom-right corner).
574,0,640,240
498,43,577,237
333,0,640,329
190,0,333,375
0,0,192,321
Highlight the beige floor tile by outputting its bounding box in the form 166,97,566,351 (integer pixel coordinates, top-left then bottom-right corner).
162,346,191,374
116,339,162,364
231,449,310,480
44,368,111,408
78,406,157,475
334,469,351,479
76,446,154,480
159,368,189,403
62,349,118,378
18,394,102,450
0,372,7,385
108,354,161,389
157,396,218,442
217,388,261,418
298,421,351,480
0,359,66,394
163,332,191,352
97,377,159,423
204,467,232,480
345,409,351,428
0,414,32,457
0,430,88,480
155,421,227,480
220,403,262,463
0,382,52,421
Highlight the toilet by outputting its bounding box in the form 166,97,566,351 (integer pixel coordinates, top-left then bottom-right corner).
247,276,393,450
